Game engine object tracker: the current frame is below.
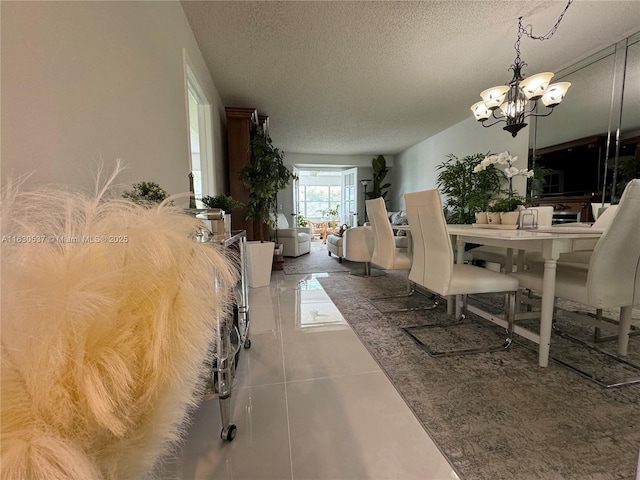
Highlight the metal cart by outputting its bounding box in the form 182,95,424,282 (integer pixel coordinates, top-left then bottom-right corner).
197,228,251,441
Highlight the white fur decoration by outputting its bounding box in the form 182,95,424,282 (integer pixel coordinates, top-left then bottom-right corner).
1,163,238,479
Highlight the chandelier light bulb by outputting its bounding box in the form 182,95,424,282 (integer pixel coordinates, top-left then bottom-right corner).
499,100,522,119
519,72,554,100
480,86,510,109
470,101,491,121
541,82,572,107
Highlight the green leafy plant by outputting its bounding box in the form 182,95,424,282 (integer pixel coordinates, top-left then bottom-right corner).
527,162,554,199
436,153,503,224
122,181,168,205
239,125,297,242
200,194,243,212
327,204,340,219
614,155,640,200
487,197,524,212
366,155,391,201
295,214,308,227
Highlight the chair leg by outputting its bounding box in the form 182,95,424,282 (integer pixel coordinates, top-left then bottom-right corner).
402,290,516,357
350,261,384,277
368,279,438,312
548,305,640,388
617,306,632,356
502,292,516,350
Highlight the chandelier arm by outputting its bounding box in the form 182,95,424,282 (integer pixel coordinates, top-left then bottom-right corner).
528,107,556,119
480,118,507,128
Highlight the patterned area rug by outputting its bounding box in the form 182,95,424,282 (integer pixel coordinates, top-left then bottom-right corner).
317,271,640,480
282,248,363,275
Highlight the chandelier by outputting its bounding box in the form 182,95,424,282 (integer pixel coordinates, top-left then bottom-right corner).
470,1,573,137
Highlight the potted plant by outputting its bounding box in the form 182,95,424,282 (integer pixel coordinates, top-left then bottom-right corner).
436,153,502,224
200,193,243,213
239,125,296,287
122,181,168,206
294,214,308,227
200,194,244,235
366,155,391,201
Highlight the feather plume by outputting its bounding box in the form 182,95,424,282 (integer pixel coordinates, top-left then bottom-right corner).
1,162,238,479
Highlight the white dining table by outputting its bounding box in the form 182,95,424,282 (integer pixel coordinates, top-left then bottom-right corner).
445,224,602,367
395,223,603,366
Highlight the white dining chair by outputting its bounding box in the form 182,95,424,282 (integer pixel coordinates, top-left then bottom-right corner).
402,189,520,356
509,179,640,386
366,197,436,311
366,197,412,271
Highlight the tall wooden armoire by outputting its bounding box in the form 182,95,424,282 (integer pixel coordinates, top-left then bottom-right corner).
225,107,270,241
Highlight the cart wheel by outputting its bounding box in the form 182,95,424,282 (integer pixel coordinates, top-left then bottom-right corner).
244,338,251,349
221,424,237,442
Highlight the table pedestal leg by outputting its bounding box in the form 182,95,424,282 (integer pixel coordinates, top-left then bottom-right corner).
539,258,558,367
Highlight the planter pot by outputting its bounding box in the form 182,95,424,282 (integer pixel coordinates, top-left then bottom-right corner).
487,212,502,224
475,212,488,224
500,211,520,225
246,241,275,288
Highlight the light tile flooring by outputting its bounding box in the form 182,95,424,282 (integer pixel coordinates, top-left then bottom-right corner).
159,264,458,480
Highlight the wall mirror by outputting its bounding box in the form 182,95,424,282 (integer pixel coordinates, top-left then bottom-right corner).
530,31,639,218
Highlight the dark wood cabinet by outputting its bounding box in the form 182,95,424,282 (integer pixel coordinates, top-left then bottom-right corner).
531,194,597,223
225,107,271,242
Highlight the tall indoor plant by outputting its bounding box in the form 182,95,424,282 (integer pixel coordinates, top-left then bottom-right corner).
366,155,391,201
239,125,296,287
436,153,503,224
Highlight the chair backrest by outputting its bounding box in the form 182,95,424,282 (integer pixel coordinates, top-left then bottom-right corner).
519,206,554,228
404,189,454,296
591,202,611,220
366,197,399,269
276,212,290,229
587,179,640,307
592,204,618,229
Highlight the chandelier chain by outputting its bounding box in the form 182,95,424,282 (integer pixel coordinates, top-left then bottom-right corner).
514,0,574,62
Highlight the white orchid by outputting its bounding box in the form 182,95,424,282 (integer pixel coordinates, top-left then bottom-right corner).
504,166,520,178
496,152,512,165
473,151,534,209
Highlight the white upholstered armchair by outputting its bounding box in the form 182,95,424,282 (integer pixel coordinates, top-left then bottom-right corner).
275,213,311,257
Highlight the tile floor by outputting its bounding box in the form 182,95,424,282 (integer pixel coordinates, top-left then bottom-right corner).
158,260,458,480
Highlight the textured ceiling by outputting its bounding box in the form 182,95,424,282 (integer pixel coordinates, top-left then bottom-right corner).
181,1,640,156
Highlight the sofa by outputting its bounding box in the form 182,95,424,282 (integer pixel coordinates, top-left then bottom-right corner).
386,210,410,250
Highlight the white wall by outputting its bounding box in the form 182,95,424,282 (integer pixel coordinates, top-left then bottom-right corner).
1,1,227,195
389,116,530,210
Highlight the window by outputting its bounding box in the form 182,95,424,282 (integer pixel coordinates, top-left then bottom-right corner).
184,50,214,207
298,185,341,220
